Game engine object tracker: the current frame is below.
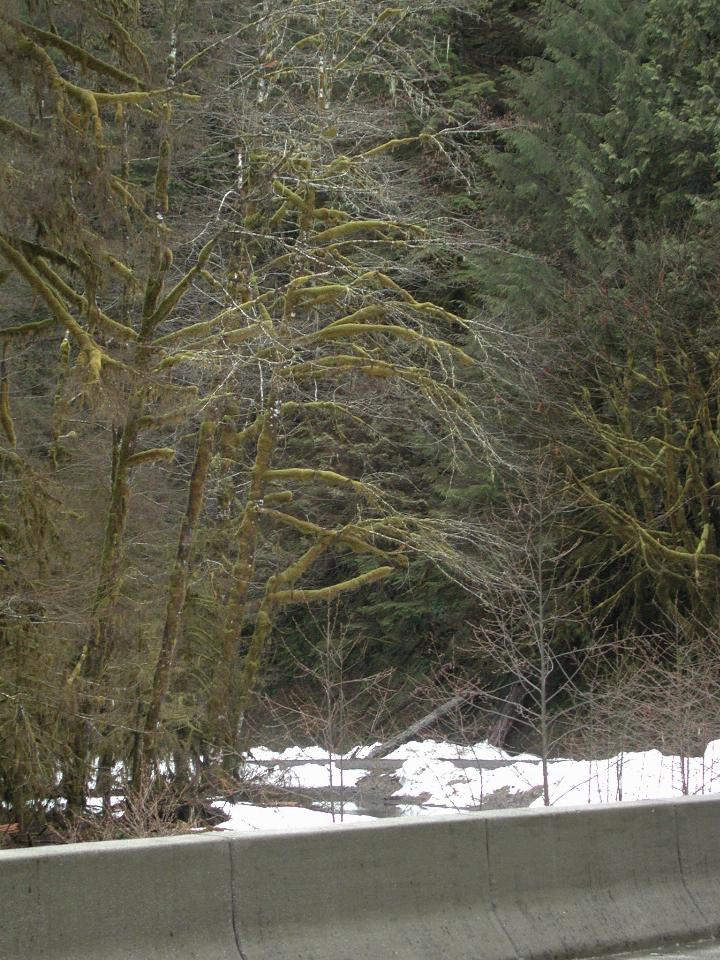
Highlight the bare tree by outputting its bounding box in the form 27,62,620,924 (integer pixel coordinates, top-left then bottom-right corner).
0,0,500,821
467,462,596,805
573,619,720,796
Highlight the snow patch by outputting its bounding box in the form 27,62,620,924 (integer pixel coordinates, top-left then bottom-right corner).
213,801,370,831
217,737,720,832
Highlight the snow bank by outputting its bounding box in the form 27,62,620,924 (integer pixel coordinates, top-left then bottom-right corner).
213,801,369,831
215,737,720,832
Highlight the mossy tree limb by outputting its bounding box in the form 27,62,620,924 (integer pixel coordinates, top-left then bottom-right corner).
0,343,16,448
0,235,106,381
210,396,281,755
133,418,215,790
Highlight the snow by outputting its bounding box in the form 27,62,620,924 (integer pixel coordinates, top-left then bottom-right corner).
86,795,125,815
387,739,720,811
213,801,368,831
247,743,381,763
282,763,366,789
248,745,332,763
384,738,536,763
534,742,720,808
214,737,720,832
394,755,543,808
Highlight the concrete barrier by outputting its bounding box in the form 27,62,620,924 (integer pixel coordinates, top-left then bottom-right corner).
2,796,720,959
0,832,240,960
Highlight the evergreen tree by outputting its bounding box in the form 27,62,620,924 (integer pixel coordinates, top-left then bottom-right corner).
478,0,720,635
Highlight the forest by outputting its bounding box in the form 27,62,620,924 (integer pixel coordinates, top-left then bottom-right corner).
1,0,719,834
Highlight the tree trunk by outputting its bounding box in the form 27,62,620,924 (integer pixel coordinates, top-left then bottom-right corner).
210,399,280,760
65,410,141,812
133,418,214,791
487,681,526,749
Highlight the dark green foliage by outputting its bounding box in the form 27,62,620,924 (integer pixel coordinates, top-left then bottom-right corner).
562,222,720,627
487,0,720,255
477,0,720,636
605,0,720,222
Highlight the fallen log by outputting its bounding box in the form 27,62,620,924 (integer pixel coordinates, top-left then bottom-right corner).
366,695,467,759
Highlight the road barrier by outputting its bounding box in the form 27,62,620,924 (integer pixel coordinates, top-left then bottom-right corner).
2,796,720,959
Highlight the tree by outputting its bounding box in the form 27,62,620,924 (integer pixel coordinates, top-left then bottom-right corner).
0,0,235,813
476,0,720,639
563,225,720,630
0,0,497,821
467,461,589,805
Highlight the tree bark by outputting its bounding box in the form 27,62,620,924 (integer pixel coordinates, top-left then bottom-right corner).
133,418,214,791
487,681,526,749
210,398,280,759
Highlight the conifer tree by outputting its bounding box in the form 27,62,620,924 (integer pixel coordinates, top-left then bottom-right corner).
478,0,720,636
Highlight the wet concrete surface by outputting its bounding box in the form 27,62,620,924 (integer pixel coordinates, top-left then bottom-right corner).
595,942,720,960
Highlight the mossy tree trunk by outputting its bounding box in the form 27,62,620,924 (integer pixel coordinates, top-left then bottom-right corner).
0,0,495,815
132,417,215,790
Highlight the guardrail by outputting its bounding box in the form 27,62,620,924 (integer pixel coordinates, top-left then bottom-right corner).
2,796,719,959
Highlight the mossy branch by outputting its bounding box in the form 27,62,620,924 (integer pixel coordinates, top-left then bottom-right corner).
225,323,270,346
287,355,466,407
231,418,262,447
353,133,433,162
110,176,157,224
125,447,175,468
313,219,426,244
227,537,394,747
271,566,395,605
0,343,16,447
104,252,137,285
263,491,293,506
575,475,720,569
314,206,352,225
261,509,400,560
154,315,262,347
272,179,312,212
0,319,55,341
280,400,365,428
175,15,262,76
325,304,389,328
91,88,199,104
133,419,214,786
89,5,151,78
272,539,333,590
210,399,280,747
265,467,377,500
154,131,171,216
352,271,471,330
18,240,79,273
308,323,475,365
136,407,191,431
156,351,195,370
0,235,106,381
33,258,138,341
2,22,194,155
260,508,337,538
695,522,711,558
636,524,720,568
9,18,144,87
146,237,216,332
283,282,349,318
0,115,41,146
332,7,406,71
